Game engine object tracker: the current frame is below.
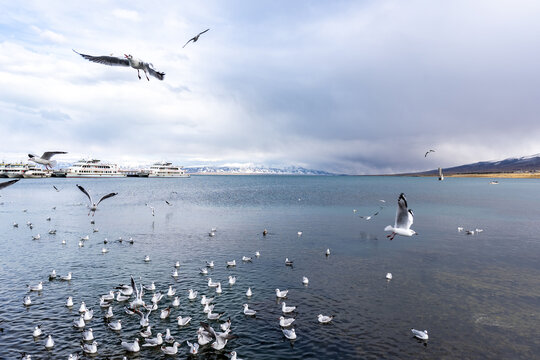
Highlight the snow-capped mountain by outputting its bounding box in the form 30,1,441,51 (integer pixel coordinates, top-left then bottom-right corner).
420,154,540,175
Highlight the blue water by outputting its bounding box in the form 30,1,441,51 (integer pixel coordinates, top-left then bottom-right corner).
0,176,539,359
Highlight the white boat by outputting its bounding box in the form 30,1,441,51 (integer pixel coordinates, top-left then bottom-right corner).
66,159,126,178
23,169,52,178
145,162,190,178
4,163,37,178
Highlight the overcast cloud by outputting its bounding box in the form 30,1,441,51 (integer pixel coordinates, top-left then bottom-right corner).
1,0,540,174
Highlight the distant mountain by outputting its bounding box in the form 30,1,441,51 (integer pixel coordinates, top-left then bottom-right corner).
417,154,540,175
183,165,336,175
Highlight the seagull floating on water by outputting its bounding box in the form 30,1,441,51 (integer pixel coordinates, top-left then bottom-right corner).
279,316,295,327
228,276,236,285
227,260,236,267
161,342,181,355
108,319,122,331
74,50,165,81
177,315,192,326
282,302,296,313
246,287,252,297
386,272,393,280
82,328,94,341
302,276,309,285
275,289,288,298
172,296,180,307
411,328,429,340
385,193,417,241
66,296,73,307
282,328,297,340
121,338,140,352
81,341,98,354
32,325,42,337
318,314,334,323
29,281,42,291
142,333,163,347
187,340,199,354
24,295,32,306
44,334,54,349
188,289,198,300
243,304,257,316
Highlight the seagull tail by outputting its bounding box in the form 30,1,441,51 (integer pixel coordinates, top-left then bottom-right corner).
384,225,394,232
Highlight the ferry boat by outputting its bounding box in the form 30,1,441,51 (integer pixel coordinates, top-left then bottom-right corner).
66,159,126,178
23,169,52,178
145,162,190,178
3,163,38,178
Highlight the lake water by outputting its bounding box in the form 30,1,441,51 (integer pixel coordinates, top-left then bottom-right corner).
0,176,539,359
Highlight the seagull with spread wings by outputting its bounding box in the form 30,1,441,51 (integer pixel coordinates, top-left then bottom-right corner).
73,50,165,81
424,149,435,157
183,29,210,48
76,184,118,216
384,193,417,240
28,151,67,169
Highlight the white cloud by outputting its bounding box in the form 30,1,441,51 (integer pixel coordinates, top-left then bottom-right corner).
112,9,140,21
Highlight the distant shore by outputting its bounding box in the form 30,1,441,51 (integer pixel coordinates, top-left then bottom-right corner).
403,172,540,179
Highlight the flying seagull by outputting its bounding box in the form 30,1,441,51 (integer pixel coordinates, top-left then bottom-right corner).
28,151,67,169
424,149,435,157
73,50,165,81
183,29,210,48
384,193,417,240
76,184,118,216
358,206,383,220
0,179,19,190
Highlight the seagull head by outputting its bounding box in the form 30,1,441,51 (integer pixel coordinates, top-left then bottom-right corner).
28,153,36,159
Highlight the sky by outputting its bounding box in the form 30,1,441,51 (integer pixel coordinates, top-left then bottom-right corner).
2,0,540,174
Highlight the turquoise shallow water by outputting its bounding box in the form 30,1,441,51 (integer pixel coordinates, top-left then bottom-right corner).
0,175,539,359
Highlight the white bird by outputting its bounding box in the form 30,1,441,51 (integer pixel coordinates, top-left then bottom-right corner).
79,301,87,313
23,295,32,306
216,283,222,294
246,287,252,297
76,184,118,216
285,258,293,266
28,151,67,169
255,251,260,257
302,276,309,285
167,286,176,296
275,289,289,298
242,256,252,262
161,342,180,355
297,231,303,236
177,315,191,326
83,309,94,321
207,310,224,320
206,260,214,268
386,272,393,280
135,309,152,327
197,326,213,345
32,325,42,337
81,341,98,354
81,235,89,241
121,338,140,352
73,315,85,329
411,328,429,340
32,234,40,240
188,289,198,300
318,314,334,323
20,353,31,360
326,248,331,256
105,306,114,319
101,247,108,253
227,260,236,267
78,241,84,247
466,230,475,235
243,304,257,316
183,28,210,48
172,296,180,307
164,328,175,343
60,272,72,281
476,228,484,233
175,261,180,268
116,292,130,302
49,269,56,280
228,276,236,285
151,292,163,304
358,207,383,220
68,354,79,360
160,307,171,319
203,303,215,314
66,296,73,307
74,50,165,81
29,281,42,291
282,328,297,340
142,333,163,347
145,282,156,291
209,231,216,237
62,239,66,245
82,328,94,341
200,294,213,305
144,255,151,262
282,302,296,313
200,322,235,350
385,193,417,240
187,340,199,354
44,334,54,349
13,222,18,227
208,278,219,287
48,229,56,235
231,351,243,360
108,320,122,331
140,326,152,338
200,267,208,275
279,316,295,327
221,318,231,332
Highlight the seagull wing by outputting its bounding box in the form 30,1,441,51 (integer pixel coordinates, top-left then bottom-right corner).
407,209,414,229
0,179,19,190
394,193,409,229
182,38,195,48
131,276,138,298
96,192,118,206
147,66,165,80
200,322,217,340
73,50,130,67
76,184,93,204
41,151,67,160
198,28,210,36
